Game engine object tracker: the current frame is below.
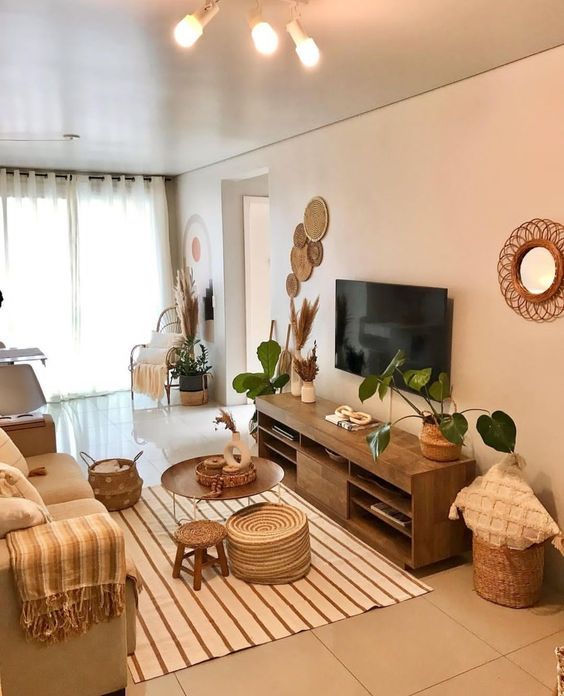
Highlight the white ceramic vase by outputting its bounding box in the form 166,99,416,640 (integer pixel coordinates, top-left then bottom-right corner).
223,431,252,470
301,381,316,403
290,349,302,397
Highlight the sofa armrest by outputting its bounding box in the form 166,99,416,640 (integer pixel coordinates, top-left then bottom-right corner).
0,414,57,457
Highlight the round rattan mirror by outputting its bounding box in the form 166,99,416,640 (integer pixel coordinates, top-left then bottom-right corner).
498,219,564,321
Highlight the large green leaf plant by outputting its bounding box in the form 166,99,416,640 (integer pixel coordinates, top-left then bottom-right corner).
233,340,290,436
359,349,515,461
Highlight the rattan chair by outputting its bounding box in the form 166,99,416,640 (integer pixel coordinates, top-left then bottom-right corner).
129,307,181,405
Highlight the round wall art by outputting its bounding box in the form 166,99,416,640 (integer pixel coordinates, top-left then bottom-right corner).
498,218,564,321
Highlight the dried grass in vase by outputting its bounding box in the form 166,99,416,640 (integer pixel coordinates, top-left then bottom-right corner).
175,267,199,340
290,296,320,350
213,409,238,433
294,342,319,383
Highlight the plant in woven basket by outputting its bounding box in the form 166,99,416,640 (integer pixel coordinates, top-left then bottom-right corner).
213,408,237,433
359,349,515,462
171,338,211,377
233,340,290,436
294,342,319,383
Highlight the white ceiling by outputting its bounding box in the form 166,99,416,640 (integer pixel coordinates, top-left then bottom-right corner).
1,0,564,176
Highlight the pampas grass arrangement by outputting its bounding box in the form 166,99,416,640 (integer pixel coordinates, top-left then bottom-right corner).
175,267,199,340
290,296,320,350
294,342,319,383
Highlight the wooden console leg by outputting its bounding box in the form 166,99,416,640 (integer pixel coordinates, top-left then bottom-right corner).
216,542,229,577
172,543,185,579
193,548,204,590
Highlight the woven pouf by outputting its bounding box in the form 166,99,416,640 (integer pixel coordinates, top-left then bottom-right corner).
226,503,311,584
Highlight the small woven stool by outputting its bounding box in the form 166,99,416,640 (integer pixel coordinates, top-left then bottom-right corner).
226,503,310,585
172,520,229,590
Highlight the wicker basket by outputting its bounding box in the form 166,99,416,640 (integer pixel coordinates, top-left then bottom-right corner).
195,461,257,488
473,535,544,608
81,451,143,511
419,422,462,462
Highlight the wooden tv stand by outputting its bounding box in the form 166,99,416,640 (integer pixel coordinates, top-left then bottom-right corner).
256,393,475,569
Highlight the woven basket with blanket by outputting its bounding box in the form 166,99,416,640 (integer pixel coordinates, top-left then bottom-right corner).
450,453,563,608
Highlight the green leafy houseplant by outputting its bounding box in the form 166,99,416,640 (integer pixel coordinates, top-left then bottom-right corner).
359,349,514,462
171,337,212,391
233,340,290,436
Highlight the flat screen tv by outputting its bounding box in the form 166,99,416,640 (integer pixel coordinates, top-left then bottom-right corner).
335,279,451,390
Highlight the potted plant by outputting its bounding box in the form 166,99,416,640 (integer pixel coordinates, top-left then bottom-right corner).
358,349,511,462
294,342,319,403
172,337,212,406
232,339,290,439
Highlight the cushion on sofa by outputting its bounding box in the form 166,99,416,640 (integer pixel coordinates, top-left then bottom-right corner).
0,498,50,538
0,429,28,476
27,453,94,505
47,497,108,521
0,463,48,509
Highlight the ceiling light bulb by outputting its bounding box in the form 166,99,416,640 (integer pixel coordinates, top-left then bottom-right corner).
286,19,320,68
174,3,219,48
251,21,279,55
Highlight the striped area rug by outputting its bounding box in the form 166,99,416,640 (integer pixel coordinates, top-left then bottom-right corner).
115,484,430,683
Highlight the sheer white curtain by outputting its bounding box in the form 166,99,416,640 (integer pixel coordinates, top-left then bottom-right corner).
0,170,173,400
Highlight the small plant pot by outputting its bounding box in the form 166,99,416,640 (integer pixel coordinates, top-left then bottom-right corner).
179,374,208,407
419,421,461,462
301,381,316,403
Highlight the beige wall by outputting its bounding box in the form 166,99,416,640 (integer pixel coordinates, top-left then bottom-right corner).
173,46,564,585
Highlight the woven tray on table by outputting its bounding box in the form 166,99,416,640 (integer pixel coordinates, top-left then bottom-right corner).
81,451,143,511
473,535,544,608
195,461,256,488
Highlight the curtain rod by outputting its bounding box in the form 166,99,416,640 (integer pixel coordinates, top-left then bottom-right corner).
2,170,172,182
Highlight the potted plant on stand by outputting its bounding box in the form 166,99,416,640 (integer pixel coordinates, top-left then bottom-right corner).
232,339,290,439
358,349,510,462
172,337,212,406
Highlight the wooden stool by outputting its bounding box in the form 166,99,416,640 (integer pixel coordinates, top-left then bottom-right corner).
172,520,229,590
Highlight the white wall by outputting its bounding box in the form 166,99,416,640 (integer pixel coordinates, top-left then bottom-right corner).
174,46,564,585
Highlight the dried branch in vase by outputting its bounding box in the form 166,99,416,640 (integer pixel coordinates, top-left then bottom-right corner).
290,296,320,350
175,267,199,340
213,408,238,433
294,342,319,383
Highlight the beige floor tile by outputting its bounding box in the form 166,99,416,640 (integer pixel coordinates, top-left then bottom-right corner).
127,670,185,695
507,629,564,689
425,564,564,653
175,632,370,696
314,596,498,696
414,657,551,695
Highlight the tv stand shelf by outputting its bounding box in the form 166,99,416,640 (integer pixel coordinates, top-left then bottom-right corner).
256,393,475,569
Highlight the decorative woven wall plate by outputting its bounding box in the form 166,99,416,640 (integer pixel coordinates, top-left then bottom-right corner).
307,240,323,267
304,197,329,241
286,272,300,298
498,218,564,322
293,223,307,249
291,244,313,281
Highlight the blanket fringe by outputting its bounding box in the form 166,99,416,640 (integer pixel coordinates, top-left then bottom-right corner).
21,583,126,644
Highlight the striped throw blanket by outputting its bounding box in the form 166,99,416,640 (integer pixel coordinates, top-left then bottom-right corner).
7,513,127,644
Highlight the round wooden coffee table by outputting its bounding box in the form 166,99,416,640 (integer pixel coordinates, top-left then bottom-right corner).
161,455,285,522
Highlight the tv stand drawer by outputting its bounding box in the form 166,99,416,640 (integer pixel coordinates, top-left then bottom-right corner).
297,450,348,518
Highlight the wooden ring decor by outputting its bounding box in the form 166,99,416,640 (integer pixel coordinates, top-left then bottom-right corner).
303,196,329,241
286,272,300,298
293,223,307,249
290,244,313,281
498,218,564,321
307,240,323,267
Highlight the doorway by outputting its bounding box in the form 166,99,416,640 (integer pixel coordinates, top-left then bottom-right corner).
243,195,271,373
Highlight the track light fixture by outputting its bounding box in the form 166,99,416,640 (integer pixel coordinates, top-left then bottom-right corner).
173,0,319,68
248,3,279,56
174,1,220,48
286,17,319,68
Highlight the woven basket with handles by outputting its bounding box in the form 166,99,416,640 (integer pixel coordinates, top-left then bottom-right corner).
81,451,143,511
473,535,544,608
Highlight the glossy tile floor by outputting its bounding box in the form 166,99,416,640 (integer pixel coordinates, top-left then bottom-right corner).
43,392,564,696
